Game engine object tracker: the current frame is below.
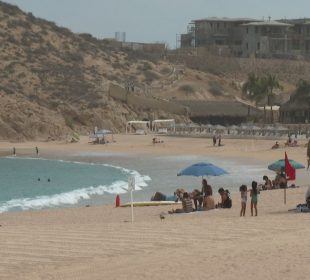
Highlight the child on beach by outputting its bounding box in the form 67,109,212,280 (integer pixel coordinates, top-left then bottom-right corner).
239,185,247,217
250,181,258,216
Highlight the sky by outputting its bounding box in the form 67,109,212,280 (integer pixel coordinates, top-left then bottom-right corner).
4,0,310,48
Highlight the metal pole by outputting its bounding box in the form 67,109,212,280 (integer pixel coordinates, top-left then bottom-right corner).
130,189,134,223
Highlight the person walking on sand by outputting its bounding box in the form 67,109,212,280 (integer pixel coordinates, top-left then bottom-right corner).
218,134,222,146
250,181,258,216
13,147,16,156
307,139,310,170
212,135,217,146
239,185,247,217
35,146,39,156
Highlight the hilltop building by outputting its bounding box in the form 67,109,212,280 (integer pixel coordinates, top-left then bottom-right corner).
180,17,310,59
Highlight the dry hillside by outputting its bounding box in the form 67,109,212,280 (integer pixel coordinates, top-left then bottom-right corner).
0,1,191,140
1,2,307,140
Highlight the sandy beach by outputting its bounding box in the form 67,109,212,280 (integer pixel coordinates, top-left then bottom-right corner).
1,134,310,279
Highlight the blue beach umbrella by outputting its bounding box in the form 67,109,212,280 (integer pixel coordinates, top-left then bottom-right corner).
268,159,305,172
177,162,228,177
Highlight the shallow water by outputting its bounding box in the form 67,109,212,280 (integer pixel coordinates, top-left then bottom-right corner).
1,152,306,213
0,157,150,212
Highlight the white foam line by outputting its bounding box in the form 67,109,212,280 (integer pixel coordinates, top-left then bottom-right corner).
0,158,151,213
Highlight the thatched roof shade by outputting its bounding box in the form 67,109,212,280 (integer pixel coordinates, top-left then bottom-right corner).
176,100,262,117
280,99,310,111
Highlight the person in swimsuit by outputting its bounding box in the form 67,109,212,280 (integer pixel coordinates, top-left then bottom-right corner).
250,181,258,216
239,185,247,217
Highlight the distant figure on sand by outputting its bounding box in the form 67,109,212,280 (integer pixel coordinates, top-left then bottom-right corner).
271,141,279,149
307,140,310,170
212,135,217,146
250,181,258,216
239,185,247,217
13,147,16,156
218,134,222,146
35,146,39,156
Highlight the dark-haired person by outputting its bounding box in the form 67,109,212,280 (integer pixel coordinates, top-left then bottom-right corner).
217,187,232,208
250,181,258,216
262,175,272,190
239,185,247,217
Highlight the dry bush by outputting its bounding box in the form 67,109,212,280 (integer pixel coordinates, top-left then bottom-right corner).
179,84,195,93
160,67,171,75
143,70,161,81
208,80,224,96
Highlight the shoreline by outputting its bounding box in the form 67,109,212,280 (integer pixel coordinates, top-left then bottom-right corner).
0,134,309,211
0,134,310,279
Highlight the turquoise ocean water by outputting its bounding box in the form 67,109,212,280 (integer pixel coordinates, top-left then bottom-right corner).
1,153,305,213
0,157,150,213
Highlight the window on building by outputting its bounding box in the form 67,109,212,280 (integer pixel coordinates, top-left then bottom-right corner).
255,27,258,33
246,27,249,34
246,43,249,50
307,26,310,34
217,23,220,29
210,23,213,28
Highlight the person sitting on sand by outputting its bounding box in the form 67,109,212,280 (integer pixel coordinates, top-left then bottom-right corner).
279,172,287,189
191,179,213,210
151,192,175,202
169,192,193,214
272,172,281,189
191,189,203,210
152,137,164,144
262,175,272,190
204,195,215,210
271,141,280,149
151,188,184,202
217,188,232,208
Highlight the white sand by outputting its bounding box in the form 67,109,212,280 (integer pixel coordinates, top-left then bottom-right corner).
0,135,310,279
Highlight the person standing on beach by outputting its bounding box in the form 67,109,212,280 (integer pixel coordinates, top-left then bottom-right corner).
35,146,39,157
212,135,217,146
218,134,222,146
250,181,258,216
13,147,16,156
307,139,310,170
239,185,247,217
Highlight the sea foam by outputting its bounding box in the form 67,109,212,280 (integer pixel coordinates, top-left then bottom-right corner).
0,158,151,213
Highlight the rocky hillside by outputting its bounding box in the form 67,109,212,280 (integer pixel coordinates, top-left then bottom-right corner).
1,2,305,141
0,1,192,140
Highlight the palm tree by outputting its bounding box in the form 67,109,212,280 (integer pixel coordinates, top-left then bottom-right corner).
295,79,310,101
261,74,282,123
242,73,265,107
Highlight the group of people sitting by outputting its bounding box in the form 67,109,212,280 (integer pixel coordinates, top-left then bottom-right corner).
271,135,298,149
151,179,232,214
152,137,164,144
261,173,289,190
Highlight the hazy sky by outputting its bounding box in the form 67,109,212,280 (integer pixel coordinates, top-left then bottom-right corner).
4,0,310,48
